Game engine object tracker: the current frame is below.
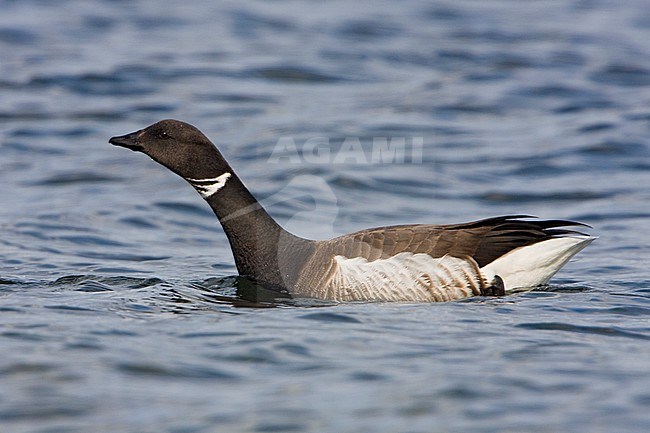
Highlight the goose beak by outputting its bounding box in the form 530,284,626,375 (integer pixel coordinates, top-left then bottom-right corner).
109,130,143,151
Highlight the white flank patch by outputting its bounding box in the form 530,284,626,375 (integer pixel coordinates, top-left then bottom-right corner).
187,172,231,199
328,253,485,302
481,236,595,292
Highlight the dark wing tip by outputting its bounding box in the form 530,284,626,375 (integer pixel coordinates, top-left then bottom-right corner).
471,215,593,267
516,217,592,230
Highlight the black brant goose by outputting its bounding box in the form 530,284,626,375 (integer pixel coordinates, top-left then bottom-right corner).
110,119,594,302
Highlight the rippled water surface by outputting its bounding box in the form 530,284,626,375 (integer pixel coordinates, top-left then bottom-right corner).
2,1,650,432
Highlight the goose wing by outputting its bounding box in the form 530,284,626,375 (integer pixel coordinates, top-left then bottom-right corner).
327,215,590,266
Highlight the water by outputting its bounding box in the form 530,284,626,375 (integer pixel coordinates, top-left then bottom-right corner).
1,0,650,431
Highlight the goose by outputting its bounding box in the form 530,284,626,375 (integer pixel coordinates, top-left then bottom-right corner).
109,119,594,302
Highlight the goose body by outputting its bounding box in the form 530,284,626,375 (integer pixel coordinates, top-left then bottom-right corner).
110,119,594,302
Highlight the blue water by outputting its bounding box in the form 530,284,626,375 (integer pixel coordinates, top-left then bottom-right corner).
2,0,650,432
